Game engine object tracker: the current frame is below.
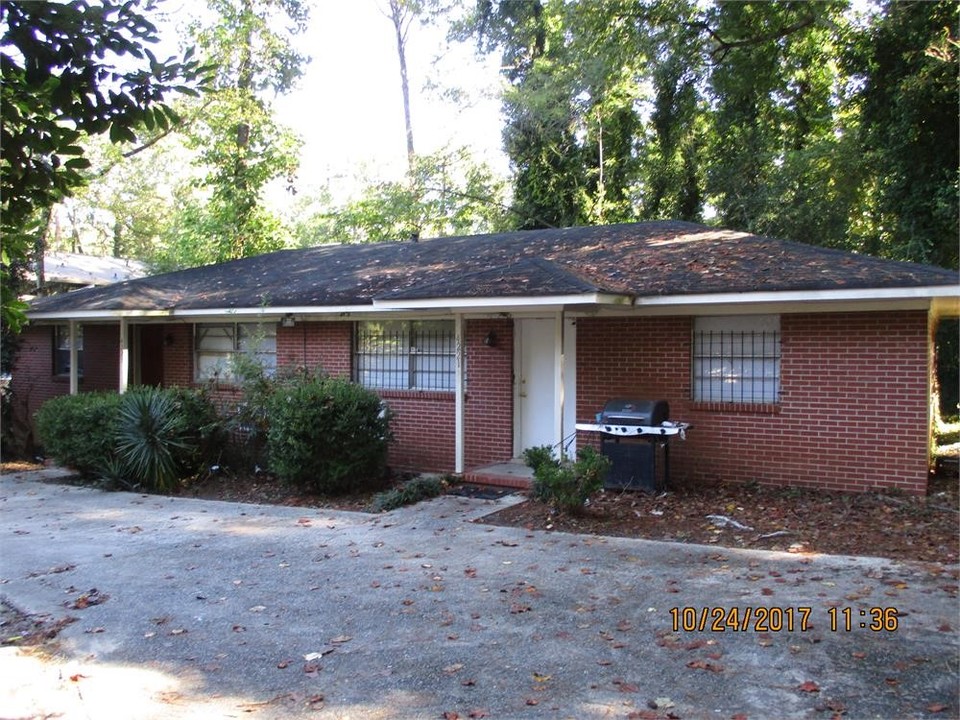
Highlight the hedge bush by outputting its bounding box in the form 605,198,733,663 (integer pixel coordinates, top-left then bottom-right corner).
34,387,221,492
525,445,611,514
166,386,226,475
265,376,391,494
34,391,122,476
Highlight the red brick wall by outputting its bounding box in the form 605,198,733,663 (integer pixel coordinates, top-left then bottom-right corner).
576,312,931,495
464,319,514,469
13,312,932,492
380,390,455,472
9,324,121,451
162,324,193,386
368,319,516,474
277,322,352,377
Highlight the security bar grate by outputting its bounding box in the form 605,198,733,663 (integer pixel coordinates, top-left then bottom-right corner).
692,329,781,404
355,320,455,391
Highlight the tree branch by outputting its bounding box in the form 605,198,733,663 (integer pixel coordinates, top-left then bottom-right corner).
685,14,818,63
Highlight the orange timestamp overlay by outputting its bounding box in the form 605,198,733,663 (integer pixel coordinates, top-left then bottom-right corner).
669,606,899,633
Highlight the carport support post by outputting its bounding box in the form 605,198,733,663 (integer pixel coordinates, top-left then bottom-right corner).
68,320,79,395
454,313,465,474
554,310,565,459
119,317,129,394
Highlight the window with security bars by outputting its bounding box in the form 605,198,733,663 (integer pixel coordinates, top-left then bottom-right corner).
693,315,781,404
195,323,277,382
355,320,455,391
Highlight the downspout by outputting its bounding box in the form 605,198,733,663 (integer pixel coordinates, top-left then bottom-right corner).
68,320,78,395
119,317,129,394
454,313,465,474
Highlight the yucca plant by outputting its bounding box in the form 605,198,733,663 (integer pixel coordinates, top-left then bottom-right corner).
114,388,189,493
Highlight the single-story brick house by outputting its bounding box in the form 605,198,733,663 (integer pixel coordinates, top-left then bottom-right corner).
11,221,959,494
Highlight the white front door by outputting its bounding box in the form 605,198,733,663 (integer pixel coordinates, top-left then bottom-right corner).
514,317,577,458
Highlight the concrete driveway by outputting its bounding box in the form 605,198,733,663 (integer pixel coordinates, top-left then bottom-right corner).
1,468,957,720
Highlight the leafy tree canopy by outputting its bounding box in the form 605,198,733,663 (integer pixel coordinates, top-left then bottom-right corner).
0,0,208,332
455,0,958,269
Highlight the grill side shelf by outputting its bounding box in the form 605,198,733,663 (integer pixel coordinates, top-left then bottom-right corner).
574,422,691,438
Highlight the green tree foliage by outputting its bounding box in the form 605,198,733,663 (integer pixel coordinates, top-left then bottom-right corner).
457,0,958,270
0,0,206,333
173,0,309,265
852,0,959,269
292,148,510,245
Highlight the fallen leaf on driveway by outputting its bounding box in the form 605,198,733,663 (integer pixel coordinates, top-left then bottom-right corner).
330,634,352,644
443,663,464,674
797,680,820,693
686,659,723,672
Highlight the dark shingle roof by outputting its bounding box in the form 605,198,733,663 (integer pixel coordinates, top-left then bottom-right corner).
27,221,959,315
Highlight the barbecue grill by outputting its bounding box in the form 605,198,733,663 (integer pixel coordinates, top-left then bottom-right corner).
575,399,690,492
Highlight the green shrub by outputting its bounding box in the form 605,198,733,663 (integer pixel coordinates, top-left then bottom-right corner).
368,475,445,512
526,445,610,514
114,388,190,493
34,391,122,476
522,445,556,474
35,387,223,492
265,376,391,494
166,386,225,474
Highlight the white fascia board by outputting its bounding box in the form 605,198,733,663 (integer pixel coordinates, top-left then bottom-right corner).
27,309,175,321
26,305,376,323
634,285,958,308
170,305,374,319
372,293,631,311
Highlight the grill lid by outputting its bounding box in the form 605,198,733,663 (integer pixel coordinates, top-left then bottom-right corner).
600,399,670,426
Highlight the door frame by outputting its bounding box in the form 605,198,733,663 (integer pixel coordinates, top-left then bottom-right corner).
513,313,577,459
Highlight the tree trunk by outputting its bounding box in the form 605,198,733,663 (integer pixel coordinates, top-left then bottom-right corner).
388,0,415,173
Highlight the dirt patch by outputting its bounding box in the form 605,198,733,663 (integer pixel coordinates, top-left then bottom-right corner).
176,471,387,512
168,466,960,564
4,461,956,563
482,471,959,564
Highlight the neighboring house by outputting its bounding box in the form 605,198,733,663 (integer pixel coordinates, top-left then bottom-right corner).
11,221,959,495
25,252,148,295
